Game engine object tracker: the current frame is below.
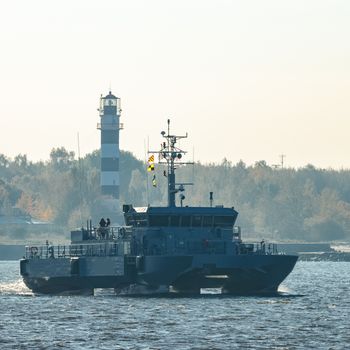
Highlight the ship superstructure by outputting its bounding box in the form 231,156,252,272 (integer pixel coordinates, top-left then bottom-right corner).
20,120,298,295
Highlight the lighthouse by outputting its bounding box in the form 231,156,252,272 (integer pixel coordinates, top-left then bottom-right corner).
97,91,123,214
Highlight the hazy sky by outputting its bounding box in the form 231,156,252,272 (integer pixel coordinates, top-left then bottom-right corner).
0,0,349,168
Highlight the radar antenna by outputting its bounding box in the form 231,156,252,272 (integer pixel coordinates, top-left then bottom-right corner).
149,119,193,207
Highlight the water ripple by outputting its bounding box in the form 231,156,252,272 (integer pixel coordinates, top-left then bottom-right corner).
1,261,350,349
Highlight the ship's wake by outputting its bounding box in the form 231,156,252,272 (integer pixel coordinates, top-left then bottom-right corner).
115,284,170,296
0,279,33,296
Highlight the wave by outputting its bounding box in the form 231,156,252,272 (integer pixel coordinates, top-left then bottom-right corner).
0,279,33,296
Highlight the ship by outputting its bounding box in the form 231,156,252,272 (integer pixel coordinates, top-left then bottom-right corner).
20,120,298,295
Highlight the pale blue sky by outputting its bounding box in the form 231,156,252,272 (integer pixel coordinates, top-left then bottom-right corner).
0,0,349,168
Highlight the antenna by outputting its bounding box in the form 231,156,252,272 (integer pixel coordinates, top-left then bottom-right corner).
149,119,193,207
77,132,83,225
280,154,286,169
145,138,149,205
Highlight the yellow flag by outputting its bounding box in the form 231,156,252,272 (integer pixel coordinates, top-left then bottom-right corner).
148,155,154,163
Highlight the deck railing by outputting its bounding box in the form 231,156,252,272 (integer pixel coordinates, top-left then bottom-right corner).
240,242,278,255
25,240,131,260
25,239,279,259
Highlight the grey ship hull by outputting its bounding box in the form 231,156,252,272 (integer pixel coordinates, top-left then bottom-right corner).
21,254,297,295
139,254,298,294
20,255,134,294
22,276,129,295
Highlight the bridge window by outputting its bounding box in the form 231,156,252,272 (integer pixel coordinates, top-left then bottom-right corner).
126,214,148,227
181,216,191,227
214,216,234,227
149,215,169,226
170,216,180,226
203,216,213,227
192,215,202,227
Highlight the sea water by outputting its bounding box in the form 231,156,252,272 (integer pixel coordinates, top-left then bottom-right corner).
0,260,349,349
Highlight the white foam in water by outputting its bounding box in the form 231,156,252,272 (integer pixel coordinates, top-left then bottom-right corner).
331,244,350,253
278,284,291,294
94,288,116,296
200,288,222,294
0,279,33,296
115,284,170,295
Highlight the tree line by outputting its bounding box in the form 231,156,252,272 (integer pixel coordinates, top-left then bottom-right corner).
1,148,350,242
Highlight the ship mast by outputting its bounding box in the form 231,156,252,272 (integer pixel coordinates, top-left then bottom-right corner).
150,119,193,207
